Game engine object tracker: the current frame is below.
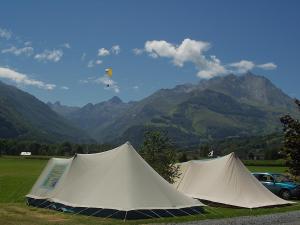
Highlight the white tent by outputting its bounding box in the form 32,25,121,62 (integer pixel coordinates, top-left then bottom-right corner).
174,152,292,208
27,142,203,219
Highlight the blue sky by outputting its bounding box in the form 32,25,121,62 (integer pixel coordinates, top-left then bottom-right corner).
0,0,299,106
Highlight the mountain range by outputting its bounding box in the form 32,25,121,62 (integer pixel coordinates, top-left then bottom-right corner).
46,72,298,147
0,81,91,143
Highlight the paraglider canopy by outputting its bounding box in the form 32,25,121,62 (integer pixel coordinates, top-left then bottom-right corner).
105,68,113,77
105,68,113,87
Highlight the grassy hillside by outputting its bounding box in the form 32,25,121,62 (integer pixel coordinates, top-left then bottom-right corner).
0,81,92,143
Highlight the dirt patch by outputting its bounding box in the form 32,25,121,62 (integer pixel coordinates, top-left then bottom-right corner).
2,205,70,223
32,212,70,222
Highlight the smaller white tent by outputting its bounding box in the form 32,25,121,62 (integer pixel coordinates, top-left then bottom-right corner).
27,142,203,219
174,153,292,208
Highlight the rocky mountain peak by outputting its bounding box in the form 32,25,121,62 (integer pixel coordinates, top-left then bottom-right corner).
107,96,123,104
195,73,293,108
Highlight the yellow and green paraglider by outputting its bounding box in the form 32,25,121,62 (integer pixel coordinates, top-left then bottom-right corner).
105,68,112,87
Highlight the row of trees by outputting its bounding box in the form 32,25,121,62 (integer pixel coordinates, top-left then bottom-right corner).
0,139,113,156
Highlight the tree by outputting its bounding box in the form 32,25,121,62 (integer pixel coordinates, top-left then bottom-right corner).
264,148,281,160
39,144,49,155
60,142,73,156
248,152,255,160
280,99,300,178
199,144,210,157
28,142,41,155
0,140,3,157
178,152,188,162
74,144,84,154
140,130,180,183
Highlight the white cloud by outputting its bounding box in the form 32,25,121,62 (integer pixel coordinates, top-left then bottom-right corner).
111,45,121,55
141,38,277,79
133,85,139,90
133,48,144,55
0,28,12,39
62,43,71,49
34,49,63,62
87,59,102,68
79,79,89,84
98,48,110,56
61,86,69,90
149,52,158,58
79,77,95,84
229,60,277,73
144,38,226,79
87,60,94,68
95,60,102,65
145,39,210,66
95,76,120,93
0,67,56,90
24,41,32,46
197,55,227,79
257,62,277,70
81,53,86,61
98,45,121,57
229,60,255,73
2,46,34,56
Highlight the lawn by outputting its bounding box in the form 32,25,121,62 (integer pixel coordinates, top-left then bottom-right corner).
0,156,299,225
247,166,288,173
0,157,46,203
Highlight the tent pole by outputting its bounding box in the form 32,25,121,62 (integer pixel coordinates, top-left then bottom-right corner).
123,211,127,222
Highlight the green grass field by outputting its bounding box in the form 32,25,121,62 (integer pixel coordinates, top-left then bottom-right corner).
247,166,287,173
0,156,299,225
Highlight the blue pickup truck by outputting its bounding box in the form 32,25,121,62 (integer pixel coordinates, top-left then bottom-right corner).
252,172,300,200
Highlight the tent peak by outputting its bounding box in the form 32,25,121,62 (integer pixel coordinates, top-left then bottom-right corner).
229,152,236,157
124,141,134,148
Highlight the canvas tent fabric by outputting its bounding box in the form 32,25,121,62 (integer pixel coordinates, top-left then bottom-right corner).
27,142,203,219
174,152,292,208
